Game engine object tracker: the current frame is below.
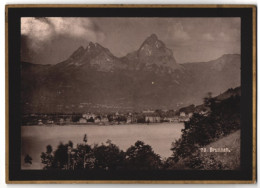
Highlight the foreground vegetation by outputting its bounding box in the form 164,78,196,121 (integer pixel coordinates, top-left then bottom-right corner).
40,138,162,170
168,93,240,170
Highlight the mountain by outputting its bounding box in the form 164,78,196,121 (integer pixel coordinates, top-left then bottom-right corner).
121,34,179,73
181,54,241,103
21,34,241,113
53,42,124,72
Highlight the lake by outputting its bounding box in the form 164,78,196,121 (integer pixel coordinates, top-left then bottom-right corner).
21,123,184,169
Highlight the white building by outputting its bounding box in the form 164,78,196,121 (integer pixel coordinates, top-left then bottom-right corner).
83,113,96,120
180,112,186,117
38,119,43,125
142,110,155,114
145,116,161,123
79,118,87,124
188,113,193,118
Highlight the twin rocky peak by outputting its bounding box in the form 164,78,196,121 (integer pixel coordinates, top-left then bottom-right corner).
62,34,179,73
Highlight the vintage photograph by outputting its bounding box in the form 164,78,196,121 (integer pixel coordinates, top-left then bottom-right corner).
20,17,242,171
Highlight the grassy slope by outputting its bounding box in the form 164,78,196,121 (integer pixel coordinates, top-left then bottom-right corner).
200,130,240,170
172,130,240,170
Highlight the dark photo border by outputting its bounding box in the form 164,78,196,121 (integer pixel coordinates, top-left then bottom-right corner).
5,4,257,184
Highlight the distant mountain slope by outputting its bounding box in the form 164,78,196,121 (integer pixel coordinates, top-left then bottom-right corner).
182,54,240,100
21,34,241,113
177,86,241,114
216,87,241,101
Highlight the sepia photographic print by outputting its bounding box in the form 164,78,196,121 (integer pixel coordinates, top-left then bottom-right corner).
6,5,256,183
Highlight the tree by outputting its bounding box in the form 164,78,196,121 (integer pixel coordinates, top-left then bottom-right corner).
72,114,81,122
40,139,164,170
155,109,164,117
136,114,145,123
203,92,216,113
24,154,32,165
166,109,175,117
87,117,95,122
83,134,88,145
125,141,162,170
74,143,94,169
51,141,73,169
96,115,102,122
41,145,54,169
46,145,53,153
116,115,127,124
93,140,125,170
68,140,73,148
107,114,114,122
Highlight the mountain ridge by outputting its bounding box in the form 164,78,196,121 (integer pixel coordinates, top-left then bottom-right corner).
21,34,241,113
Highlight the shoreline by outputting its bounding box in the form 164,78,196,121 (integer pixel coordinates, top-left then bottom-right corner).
21,122,183,127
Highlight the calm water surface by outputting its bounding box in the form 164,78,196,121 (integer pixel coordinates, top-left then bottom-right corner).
21,123,184,169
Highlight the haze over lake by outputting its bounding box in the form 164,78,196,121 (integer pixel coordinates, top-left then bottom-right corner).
21,123,184,169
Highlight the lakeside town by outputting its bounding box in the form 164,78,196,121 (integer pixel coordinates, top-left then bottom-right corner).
22,107,208,126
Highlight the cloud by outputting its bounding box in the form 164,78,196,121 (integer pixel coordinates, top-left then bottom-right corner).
167,22,191,42
202,33,215,41
21,17,105,50
21,18,54,49
47,18,104,40
201,31,239,43
218,32,234,42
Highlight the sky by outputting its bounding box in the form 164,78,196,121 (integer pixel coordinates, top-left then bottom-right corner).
21,17,240,64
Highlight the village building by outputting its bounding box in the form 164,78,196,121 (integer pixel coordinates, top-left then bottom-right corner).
145,116,161,123
79,118,87,124
46,119,54,124
180,112,186,117
83,113,96,120
173,116,180,122
38,119,43,125
65,117,72,124
164,117,177,122
199,110,208,116
142,110,155,114
130,116,138,123
126,116,133,123
94,117,101,123
59,118,65,125
179,116,190,122
101,117,109,123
